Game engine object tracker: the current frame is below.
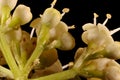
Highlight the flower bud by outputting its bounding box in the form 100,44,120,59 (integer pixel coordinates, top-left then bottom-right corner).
41,8,61,28
9,5,32,27
0,0,17,10
0,0,17,25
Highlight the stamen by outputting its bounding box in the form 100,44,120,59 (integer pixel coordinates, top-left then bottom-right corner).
51,0,57,8
102,14,112,26
68,25,75,29
93,13,99,25
30,28,35,39
62,62,74,70
110,27,120,35
61,8,70,17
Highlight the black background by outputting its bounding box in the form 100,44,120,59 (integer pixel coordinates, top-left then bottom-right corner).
17,0,120,65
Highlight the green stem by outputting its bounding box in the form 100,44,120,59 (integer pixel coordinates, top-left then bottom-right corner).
30,69,78,80
0,33,20,78
11,41,24,70
0,66,14,79
1,6,10,25
24,24,50,76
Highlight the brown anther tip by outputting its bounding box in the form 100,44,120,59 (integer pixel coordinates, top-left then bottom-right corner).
93,13,99,18
106,14,112,19
62,8,70,13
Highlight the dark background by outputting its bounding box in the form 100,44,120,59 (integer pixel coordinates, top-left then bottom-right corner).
17,0,120,65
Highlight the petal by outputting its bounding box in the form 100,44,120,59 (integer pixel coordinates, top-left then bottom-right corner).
55,21,68,32
30,18,41,28
81,27,99,44
82,23,96,31
49,21,68,40
58,32,75,50
97,23,114,44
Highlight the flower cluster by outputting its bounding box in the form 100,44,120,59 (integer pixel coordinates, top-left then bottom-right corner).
0,0,75,79
0,0,120,80
30,0,75,51
73,13,120,80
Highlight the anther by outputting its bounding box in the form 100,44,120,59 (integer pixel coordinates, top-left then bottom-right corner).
93,13,99,25
61,8,70,17
102,13,112,26
51,0,57,8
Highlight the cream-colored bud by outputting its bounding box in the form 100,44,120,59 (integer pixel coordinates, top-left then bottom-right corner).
41,8,61,28
12,5,32,25
0,0,17,10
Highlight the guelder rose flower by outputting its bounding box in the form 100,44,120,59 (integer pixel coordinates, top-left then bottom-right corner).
81,13,120,59
30,0,75,50
82,13,114,46
81,13,120,49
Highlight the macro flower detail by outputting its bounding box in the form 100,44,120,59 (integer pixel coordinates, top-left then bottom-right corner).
0,0,32,29
30,0,75,50
81,13,120,55
1,0,120,80
82,13,113,47
0,0,32,44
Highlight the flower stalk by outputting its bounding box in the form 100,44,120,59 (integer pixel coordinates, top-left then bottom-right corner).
0,33,20,78
30,69,78,80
